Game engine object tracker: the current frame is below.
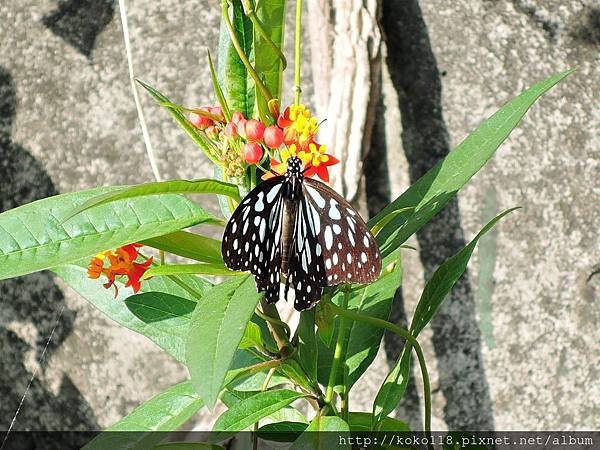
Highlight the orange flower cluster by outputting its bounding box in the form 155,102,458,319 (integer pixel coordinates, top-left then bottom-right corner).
87,243,152,296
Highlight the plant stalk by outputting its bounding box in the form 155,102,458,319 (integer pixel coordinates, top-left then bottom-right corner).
294,0,302,105
324,290,350,405
330,303,432,444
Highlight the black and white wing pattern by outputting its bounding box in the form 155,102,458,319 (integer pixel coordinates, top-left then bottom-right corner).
221,177,285,303
284,188,328,310
303,177,381,286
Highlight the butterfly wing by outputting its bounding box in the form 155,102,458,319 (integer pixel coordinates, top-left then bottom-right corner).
284,187,327,311
303,177,381,285
222,177,285,303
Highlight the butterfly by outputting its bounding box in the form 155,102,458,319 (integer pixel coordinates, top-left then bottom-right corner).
221,156,381,311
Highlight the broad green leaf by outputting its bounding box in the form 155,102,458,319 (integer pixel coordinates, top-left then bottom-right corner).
53,265,209,362
66,178,240,220
82,381,203,450
373,209,517,423
144,263,243,279
369,69,573,258
0,187,215,280
137,79,220,163
218,0,254,118
370,207,414,237
317,251,403,389
290,415,350,450
252,0,286,118
239,321,264,349
297,309,318,382
315,300,335,346
186,276,262,408
212,389,305,439
258,421,308,442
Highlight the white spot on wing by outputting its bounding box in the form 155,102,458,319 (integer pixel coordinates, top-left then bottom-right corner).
306,185,326,208
328,199,341,220
266,184,282,203
324,226,333,250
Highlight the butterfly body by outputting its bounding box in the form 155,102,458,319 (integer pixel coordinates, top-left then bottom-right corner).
222,157,381,311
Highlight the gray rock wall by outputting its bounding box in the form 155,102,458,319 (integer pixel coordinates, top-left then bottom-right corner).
0,0,597,434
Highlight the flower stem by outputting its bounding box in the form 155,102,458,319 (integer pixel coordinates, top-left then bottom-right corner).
222,0,273,105
260,301,293,358
241,0,287,70
330,303,432,444
324,289,350,405
294,0,302,105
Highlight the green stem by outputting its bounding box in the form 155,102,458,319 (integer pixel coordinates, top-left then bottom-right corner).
222,0,273,104
260,301,293,357
330,303,432,443
294,0,302,105
324,290,350,405
207,50,232,121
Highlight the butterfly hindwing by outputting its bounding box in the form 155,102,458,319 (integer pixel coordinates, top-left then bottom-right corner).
284,188,327,310
303,178,381,285
222,177,285,303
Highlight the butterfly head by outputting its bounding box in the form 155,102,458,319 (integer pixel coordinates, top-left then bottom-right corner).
283,156,304,201
285,156,303,175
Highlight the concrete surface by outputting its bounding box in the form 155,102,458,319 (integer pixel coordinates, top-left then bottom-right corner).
0,0,598,437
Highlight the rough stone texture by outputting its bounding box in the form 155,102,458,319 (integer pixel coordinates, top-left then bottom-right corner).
0,0,598,436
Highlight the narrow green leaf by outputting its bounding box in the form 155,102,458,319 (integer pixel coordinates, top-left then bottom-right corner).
65,179,239,221
137,79,221,163
373,208,518,423
239,321,264,349
221,389,308,424
347,412,409,432
370,207,414,237
258,421,308,442
142,231,224,265
218,0,254,118
207,50,232,122
315,300,335,346
53,265,209,362
251,0,286,119
290,415,350,450
317,251,403,389
212,389,305,439
152,444,224,450
369,69,573,258
82,381,204,450
297,309,318,381
186,276,262,408
0,187,215,280
144,263,244,279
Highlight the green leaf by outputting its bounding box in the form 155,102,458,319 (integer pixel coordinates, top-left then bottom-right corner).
315,300,335,346
144,263,244,279
239,321,264,349
186,276,262,409
152,444,224,450
65,179,240,221
82,381,204,450
212,389,305,439
347,412,409,432
369,69,574,258
221,389,308,424
53,265,209,362
373,208,518,423
258,421,308,442
290,415,351,450
317,251,403,389
0,187,215,280
207,50,232,122
142,231,224,265
297,309,318,382
218,0,254,118
137,79,221,164
370,207,414,237
251,0,285,118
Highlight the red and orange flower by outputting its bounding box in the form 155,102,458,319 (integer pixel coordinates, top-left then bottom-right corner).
87,243,152,297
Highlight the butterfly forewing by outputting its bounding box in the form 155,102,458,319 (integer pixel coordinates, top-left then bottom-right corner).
222,177,285,303
303,178,381,285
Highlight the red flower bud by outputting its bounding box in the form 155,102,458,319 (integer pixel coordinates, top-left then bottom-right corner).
190,106,213,130
224,122,238,138
231,111,245,124
263,125,284,148
245,119,266,142
209,106,223,117
243,143,264,164
237,118,247,138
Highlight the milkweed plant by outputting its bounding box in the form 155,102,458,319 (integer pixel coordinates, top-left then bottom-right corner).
0,0,571,448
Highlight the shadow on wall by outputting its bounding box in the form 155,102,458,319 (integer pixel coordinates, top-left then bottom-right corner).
0,66,98,445
365,0,495,430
